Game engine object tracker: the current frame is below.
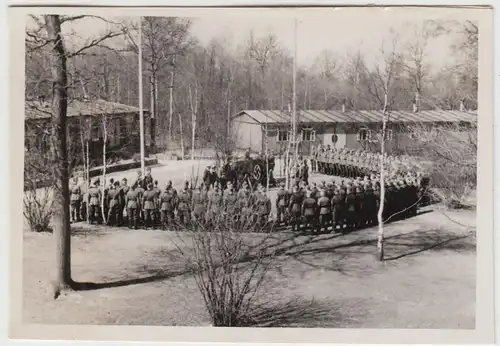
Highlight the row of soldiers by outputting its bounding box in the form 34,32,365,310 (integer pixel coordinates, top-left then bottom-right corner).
276,173,421,233
311,145,423,179
69,167,275,230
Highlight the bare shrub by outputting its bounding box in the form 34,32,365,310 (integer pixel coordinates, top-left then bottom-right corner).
408,122,477,208
23,186,54,233
171,207,277,327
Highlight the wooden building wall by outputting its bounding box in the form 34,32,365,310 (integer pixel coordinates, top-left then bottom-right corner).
230,113,459,157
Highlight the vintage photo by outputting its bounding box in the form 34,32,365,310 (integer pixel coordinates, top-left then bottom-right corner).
10,5,494,343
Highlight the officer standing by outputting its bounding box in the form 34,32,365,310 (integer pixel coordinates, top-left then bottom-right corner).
125,183,140,229
135,179,146,226
142,183,157,229
70,176,81,223
159,183,175,230
119,178,130,226
345,186,356,231
88,180,102,225
317,190,331,233
288,186,303,232
302,190,317,232
275,182,289,225
106,180,121,226
177,181,192,225
256,187,272,228
191,184,207,224
207,183,223,225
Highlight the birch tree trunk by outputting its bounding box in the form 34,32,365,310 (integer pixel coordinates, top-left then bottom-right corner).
85,140,90,223
189,85,198,161
101,115,108,223
377,92,388,262
179,113,184,159
45,14,73,295
168,55,176,140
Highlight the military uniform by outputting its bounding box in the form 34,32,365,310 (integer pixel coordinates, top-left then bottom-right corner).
302,195,317,232
177,189,192,225
142,188,157,228
276,186,289,225
126,187,140,229
192,188,208,223
159,189,175,229
70,182,81,223
135,184,145,225
288,190,303,231
256,192,272,227
345,188,356,230
317,194,331,233
207,189,223,224
88,184,102,224
119,183,130,226
106,184,121,226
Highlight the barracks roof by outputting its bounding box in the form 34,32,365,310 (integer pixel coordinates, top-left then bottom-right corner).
25,99,149,120
234,109,477,124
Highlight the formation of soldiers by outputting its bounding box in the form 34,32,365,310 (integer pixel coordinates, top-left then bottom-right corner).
275,172,422,233
69,167,274,230
311,145,424,178
67,146,428,233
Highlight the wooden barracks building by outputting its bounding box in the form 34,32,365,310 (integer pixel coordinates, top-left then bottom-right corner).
25,98,151,165
230,108,477,156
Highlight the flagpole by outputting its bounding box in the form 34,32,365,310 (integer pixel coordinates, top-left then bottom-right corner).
292,17,298,166
138,16,145,175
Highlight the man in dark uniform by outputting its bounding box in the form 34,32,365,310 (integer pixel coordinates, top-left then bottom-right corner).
125,183,140,229
354,185,365,229
70,177,81,223
118,178,130,227
135,178,146,226
159,183,175,230
207,183,223,226
345,187,356,231
152,180,162,227
302,190,317,233
106,180,121,226
88,180,102,225
177,182,192,226
363,183,375,227
203,166,212,188
317,190,331,233
135,170,143,189
143,167,154,189
192,184,208,224
142,183,157,229
288,186,303,232
256,188,272,228
223,182,238,223
276,182,289,226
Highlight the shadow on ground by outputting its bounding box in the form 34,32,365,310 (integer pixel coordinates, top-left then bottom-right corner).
69,218,476,292
239,298,360,328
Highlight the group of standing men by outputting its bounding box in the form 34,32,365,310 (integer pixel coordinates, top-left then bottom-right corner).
275,172,422,234
311,145,424,179
69,166,274,230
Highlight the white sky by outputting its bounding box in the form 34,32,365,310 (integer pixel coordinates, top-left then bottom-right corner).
27,8,473,70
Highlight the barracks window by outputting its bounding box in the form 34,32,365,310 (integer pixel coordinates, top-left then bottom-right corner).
357,128,371,141
277,129,289,142
386,129,394,140
301,128,316,141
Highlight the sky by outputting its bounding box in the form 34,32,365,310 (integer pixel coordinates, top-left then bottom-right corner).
26,8,473,70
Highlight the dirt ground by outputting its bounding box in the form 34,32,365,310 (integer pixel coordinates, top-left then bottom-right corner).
22,198,476,328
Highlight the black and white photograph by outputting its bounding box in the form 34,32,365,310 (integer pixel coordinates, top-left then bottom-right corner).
8,5,494,344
